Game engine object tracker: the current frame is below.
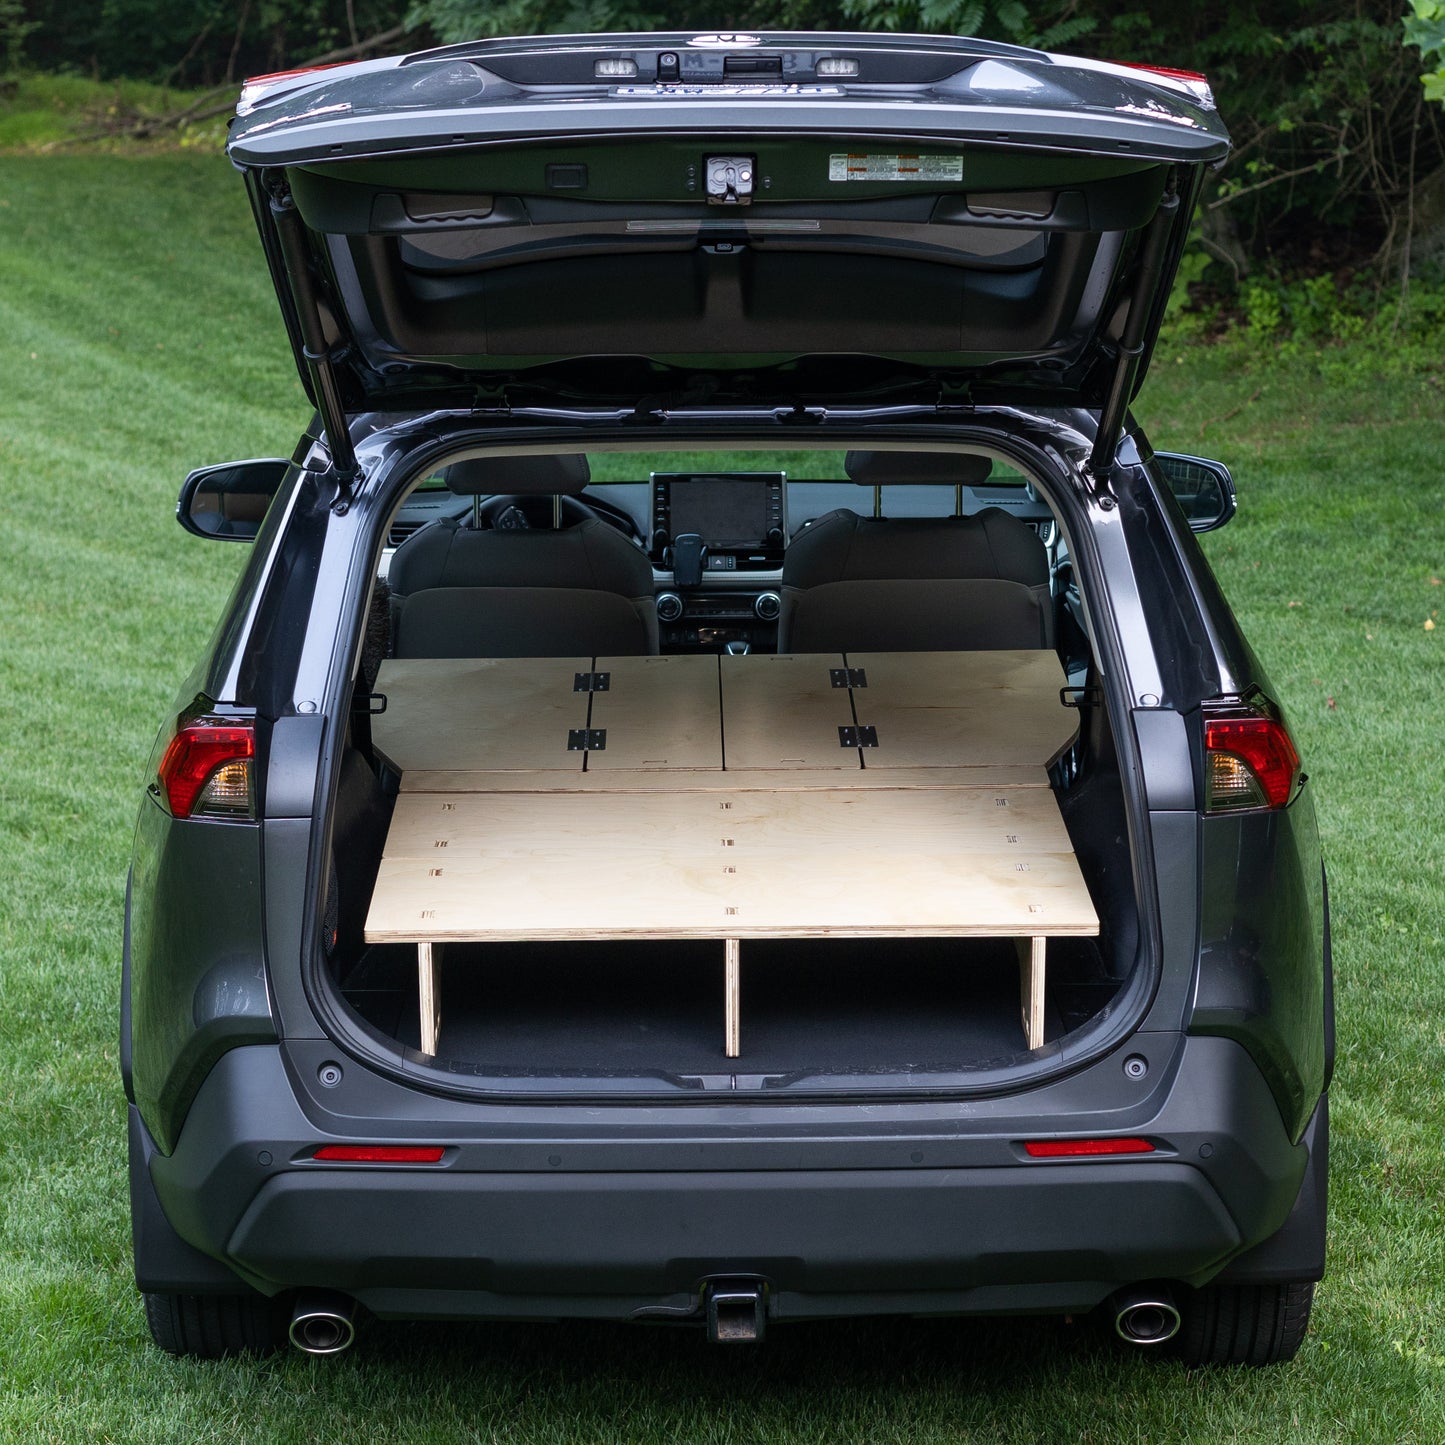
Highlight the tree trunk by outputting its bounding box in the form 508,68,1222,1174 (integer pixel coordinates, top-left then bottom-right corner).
1385,164,1445,280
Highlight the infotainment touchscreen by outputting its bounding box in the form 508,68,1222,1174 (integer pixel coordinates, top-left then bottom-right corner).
650,472,786,554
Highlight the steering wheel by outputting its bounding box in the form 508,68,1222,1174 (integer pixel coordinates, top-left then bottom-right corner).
473,493,642,543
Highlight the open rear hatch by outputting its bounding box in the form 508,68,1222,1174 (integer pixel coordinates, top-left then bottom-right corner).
235,34,1226,1089
229,31,1228,456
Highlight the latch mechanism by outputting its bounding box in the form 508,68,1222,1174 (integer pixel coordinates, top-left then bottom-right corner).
706,155,755,205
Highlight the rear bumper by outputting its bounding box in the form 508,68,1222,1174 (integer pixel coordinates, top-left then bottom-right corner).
228,1161,1241,1321
141,1037,1316,1321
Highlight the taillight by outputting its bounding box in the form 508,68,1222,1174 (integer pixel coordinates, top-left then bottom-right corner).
157,717,255,819
1089,58,1216,108
1113,62,1208,83
1023,1138,1155,1158
238,63,346,114
1203,703,1301,813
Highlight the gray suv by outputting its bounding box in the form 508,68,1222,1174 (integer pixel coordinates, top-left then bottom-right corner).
125,30,1330,1366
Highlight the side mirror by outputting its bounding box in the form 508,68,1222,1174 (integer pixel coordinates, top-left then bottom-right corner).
177,459,290,541
1153,452,1236,533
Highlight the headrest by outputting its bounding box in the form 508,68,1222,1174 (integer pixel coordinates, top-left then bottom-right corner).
844,450,993,486
443,454,591,495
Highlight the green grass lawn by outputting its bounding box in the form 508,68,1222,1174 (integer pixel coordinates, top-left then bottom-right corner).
2,150,1443,1443
0,73,232,150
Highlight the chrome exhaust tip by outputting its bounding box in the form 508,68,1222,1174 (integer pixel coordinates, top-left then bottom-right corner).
1112,1288,1181,1346
289,1292,357,1355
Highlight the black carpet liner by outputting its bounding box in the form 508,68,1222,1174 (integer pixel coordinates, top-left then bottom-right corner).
343,938,1115,1075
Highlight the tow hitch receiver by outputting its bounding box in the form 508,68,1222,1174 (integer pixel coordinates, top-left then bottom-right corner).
705,1278,768,1343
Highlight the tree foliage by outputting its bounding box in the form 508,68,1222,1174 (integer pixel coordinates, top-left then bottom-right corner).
7,0,1442,273
1406,0,1445,102
15,0,404,86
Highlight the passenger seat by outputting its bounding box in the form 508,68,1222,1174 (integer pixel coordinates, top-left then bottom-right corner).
778,450,1053,653
387,454,657,658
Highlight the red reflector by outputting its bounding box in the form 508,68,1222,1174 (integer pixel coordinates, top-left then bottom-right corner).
158,720,254,818
313,1145,446,1164
1204,714,1301,810
1024,1138,1155,1158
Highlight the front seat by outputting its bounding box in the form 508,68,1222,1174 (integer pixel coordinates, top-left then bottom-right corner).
388,454,658,658
777,450,1053,653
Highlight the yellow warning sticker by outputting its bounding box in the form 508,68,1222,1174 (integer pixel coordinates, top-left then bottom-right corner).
828,153,964,182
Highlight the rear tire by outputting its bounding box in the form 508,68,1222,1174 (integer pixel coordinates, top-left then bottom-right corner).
143,1291,289,1359
1171,1280,1314,1366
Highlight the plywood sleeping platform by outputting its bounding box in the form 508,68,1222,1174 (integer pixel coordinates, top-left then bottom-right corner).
365,651,1099,1059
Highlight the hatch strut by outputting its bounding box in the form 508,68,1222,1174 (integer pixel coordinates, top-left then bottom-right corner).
1087,176,1182,485
267,183,363,496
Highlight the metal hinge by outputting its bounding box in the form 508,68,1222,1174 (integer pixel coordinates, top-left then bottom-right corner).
1060,685,1104,710
829,668,868,689
839,725,879,748
573,671,612,692
567,729,607,751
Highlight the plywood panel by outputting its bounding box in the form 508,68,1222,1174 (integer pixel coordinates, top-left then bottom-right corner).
848,650,1079,770
401,765,1053,794
366,848,1097,943
587,654,722,772
720,652,858,770
372,657,590,773
366,786,1098,944
383,787,1076,861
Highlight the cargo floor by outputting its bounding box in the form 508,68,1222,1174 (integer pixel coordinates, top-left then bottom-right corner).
339,938,1116,1077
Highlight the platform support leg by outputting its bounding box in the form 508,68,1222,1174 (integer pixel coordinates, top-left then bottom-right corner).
724,938,741,1059
1015,936,1046,1050
418,941,444,1056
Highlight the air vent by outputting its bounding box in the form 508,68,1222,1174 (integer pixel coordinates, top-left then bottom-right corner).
387,518,428,547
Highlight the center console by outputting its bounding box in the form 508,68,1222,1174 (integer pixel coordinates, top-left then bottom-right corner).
651,472,787,651
654,587,782,652
650,471,787,568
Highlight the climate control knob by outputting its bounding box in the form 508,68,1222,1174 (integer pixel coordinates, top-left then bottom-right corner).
754,592,781,622
656,592,685,623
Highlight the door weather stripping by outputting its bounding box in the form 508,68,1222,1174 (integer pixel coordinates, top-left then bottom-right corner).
1087,177,1182,486
267,185,363,494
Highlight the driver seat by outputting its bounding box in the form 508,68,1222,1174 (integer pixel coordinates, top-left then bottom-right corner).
387,455,658,658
